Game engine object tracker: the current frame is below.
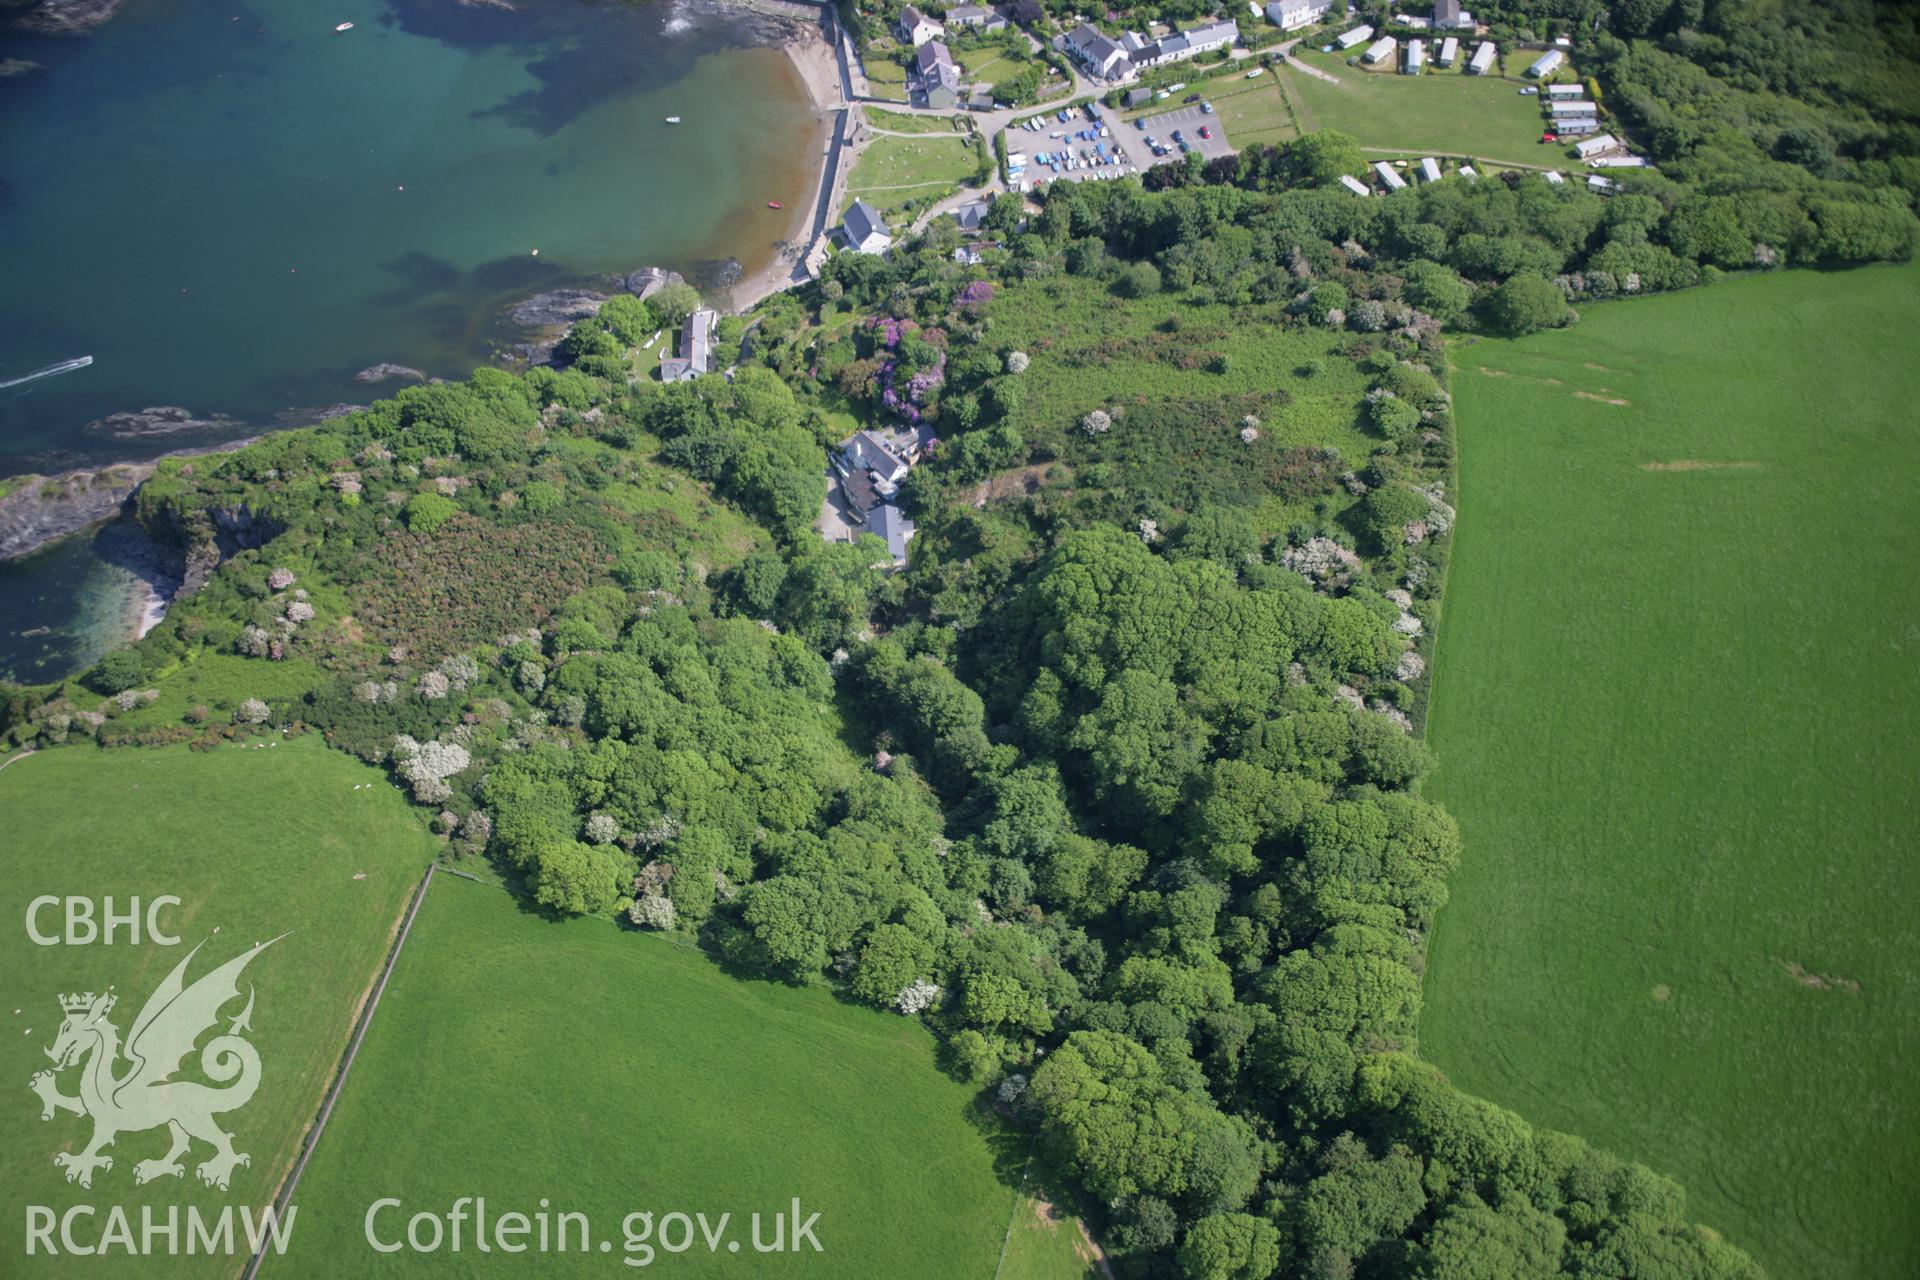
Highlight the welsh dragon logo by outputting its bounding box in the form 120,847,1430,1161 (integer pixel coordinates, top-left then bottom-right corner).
30,936,284,1192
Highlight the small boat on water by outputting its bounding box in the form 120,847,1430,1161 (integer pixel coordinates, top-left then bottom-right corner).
767,201,783,209
334,21,354,32
664,116,682,124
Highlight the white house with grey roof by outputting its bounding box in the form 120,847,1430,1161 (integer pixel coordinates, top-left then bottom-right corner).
658,308,717,383
840,200,893,255
912,40,964,109
895,5,945,45
1061,23,1129,78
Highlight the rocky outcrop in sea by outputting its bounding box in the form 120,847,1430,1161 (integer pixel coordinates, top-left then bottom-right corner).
354,363,431,384
84,405,240,440
507,289,607,327
0,463,154,561
12,0,125,35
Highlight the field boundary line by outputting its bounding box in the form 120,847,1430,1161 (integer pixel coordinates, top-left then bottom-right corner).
243,861,439,1280
989,1131,1039,1280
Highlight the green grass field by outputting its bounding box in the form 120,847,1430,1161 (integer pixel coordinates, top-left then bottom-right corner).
1422,264,1920,1279
0,738,437,1277
986,274,1376,460
844,133,982,218
1191,74,1300,146
1280,49,1547,165
274,876,1081,1277
859,46,910,103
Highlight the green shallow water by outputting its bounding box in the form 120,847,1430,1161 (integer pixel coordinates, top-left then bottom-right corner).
0,0,822,680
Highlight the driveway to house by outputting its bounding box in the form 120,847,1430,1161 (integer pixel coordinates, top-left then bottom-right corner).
815,469,861,545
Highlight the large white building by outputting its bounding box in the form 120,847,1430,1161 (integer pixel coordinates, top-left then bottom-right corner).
1061,23,1129,78
1266,0,1332,30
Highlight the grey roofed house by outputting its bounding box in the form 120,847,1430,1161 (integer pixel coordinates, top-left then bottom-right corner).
844,430,911,484
658,308,716,383
1373,160,1407,191
953,197,993,230
912,40,963,108
1065,23,1129,78
1437,36,1459,64
895,4,945,45
865,503,917,564
1434,0,1460,23
841,199,893,254
1125,86,1154,107
1555,117,1600,135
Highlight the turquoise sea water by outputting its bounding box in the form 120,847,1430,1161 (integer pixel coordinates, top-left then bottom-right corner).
0,0,821,681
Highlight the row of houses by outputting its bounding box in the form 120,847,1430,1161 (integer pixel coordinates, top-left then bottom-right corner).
1059,17,1239,81
895,3,1018,45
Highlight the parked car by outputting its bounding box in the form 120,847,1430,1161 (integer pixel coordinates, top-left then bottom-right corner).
1199,126,1211,139
1200,101,1213,114
1184,93,1201,103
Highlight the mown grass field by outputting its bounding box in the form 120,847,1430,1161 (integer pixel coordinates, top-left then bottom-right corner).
1193,73,1301,146
1281,49,1546,165
1423,264,1920,1279
859,46,910,102
275,876,1081,1277
0,738,437,1278
844,133,982,218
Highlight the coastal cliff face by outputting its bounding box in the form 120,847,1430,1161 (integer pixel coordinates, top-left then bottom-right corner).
0,464,154,561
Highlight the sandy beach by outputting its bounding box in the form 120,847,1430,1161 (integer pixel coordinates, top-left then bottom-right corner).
728,17,848,314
